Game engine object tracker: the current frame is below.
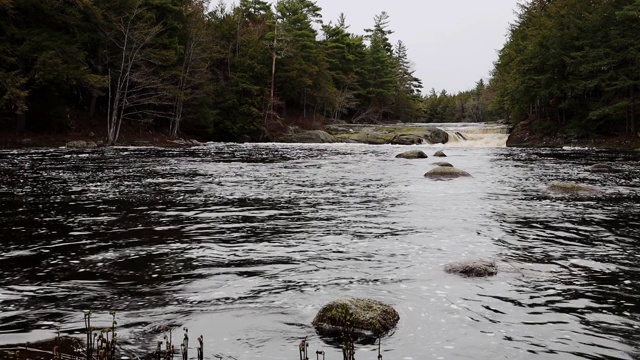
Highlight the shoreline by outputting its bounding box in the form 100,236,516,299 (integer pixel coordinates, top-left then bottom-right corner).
1,123,639,151
506,120,640,151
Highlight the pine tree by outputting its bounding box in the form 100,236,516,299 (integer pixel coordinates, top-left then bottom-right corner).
359,11,397,122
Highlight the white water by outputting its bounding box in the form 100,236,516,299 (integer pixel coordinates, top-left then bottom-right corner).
431,122,511,148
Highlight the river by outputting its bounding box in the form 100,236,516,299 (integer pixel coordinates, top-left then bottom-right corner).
0,126,639,359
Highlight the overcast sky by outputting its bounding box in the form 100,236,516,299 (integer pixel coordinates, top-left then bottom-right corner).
218,1,520,94
315,0,519,94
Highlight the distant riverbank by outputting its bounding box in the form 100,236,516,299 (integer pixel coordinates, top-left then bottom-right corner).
506,120,640,151
2,120,638,151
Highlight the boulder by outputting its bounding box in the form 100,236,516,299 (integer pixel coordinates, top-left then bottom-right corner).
391,134,422,145
422,127,449,144
395,150,428,159
280,130,337,143
432,161,453,167
330,125,448,145
66,140,97,149
444,260,497,277
546,181,601,195
312,298,399,339
424,166,471,179
505,120,533,147
433,150,447,157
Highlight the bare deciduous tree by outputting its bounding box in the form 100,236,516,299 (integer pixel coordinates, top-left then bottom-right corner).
103,0,166,145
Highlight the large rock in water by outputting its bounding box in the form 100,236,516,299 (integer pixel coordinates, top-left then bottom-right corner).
432,161,453,167
444,260,497,277
391,134,423,145
422,127,449,144
505,120,532,147
424,166,471,179
396,150,428,159
590,163,615,173
312,298,399,339
280,130,337,143
330,125,449,145
546,181,601,195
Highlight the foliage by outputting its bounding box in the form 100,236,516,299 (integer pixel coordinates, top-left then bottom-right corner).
0,0,429,141
491,0,640,136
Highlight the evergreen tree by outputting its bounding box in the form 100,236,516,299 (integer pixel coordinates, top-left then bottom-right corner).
274,0,324,118
359,11,397,122
320,14,366,120
393,40,423,121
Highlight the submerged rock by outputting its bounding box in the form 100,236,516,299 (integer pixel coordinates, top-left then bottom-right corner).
444,260,497,277
395,150,428,159
546,181,601,195
424,166,471,179
433,150,447,157
312,298,399,339
590,163,615,173
432,161,453,167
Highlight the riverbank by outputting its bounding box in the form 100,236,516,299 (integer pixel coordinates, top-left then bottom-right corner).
506,120,640,151
2,118,639,150
0,125,199,149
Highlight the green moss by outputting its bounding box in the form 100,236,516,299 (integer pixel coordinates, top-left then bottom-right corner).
312,298,399,337
335,132,395,144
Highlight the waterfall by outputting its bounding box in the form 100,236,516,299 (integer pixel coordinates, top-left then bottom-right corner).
430,123,511,148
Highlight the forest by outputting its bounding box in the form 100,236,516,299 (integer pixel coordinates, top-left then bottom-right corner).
0,0,429,143
491,0,640,138
0,0,638,143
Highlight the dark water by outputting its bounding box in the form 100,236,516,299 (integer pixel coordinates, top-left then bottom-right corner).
0,143,639,360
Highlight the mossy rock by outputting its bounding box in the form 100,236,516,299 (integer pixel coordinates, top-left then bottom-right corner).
546,181,601,195
444,260,497,277
391,134,423,145
335,132,395,145
280,130,337,143
332,125,449,145
312,298,399,339
395,150,428,159
424,166,471,179
432,161,453,167
433,150,447,157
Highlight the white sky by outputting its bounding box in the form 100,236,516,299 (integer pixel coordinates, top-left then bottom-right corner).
217,1,520,94
316,0,519,94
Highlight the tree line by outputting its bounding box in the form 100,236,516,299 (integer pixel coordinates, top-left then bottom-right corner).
4,0,634,143
0,0,427,143
491,0,640,137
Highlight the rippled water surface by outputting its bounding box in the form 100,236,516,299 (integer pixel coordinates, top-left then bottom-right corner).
1,143,639,359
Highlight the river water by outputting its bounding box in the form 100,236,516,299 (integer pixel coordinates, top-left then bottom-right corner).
0,128,639,359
